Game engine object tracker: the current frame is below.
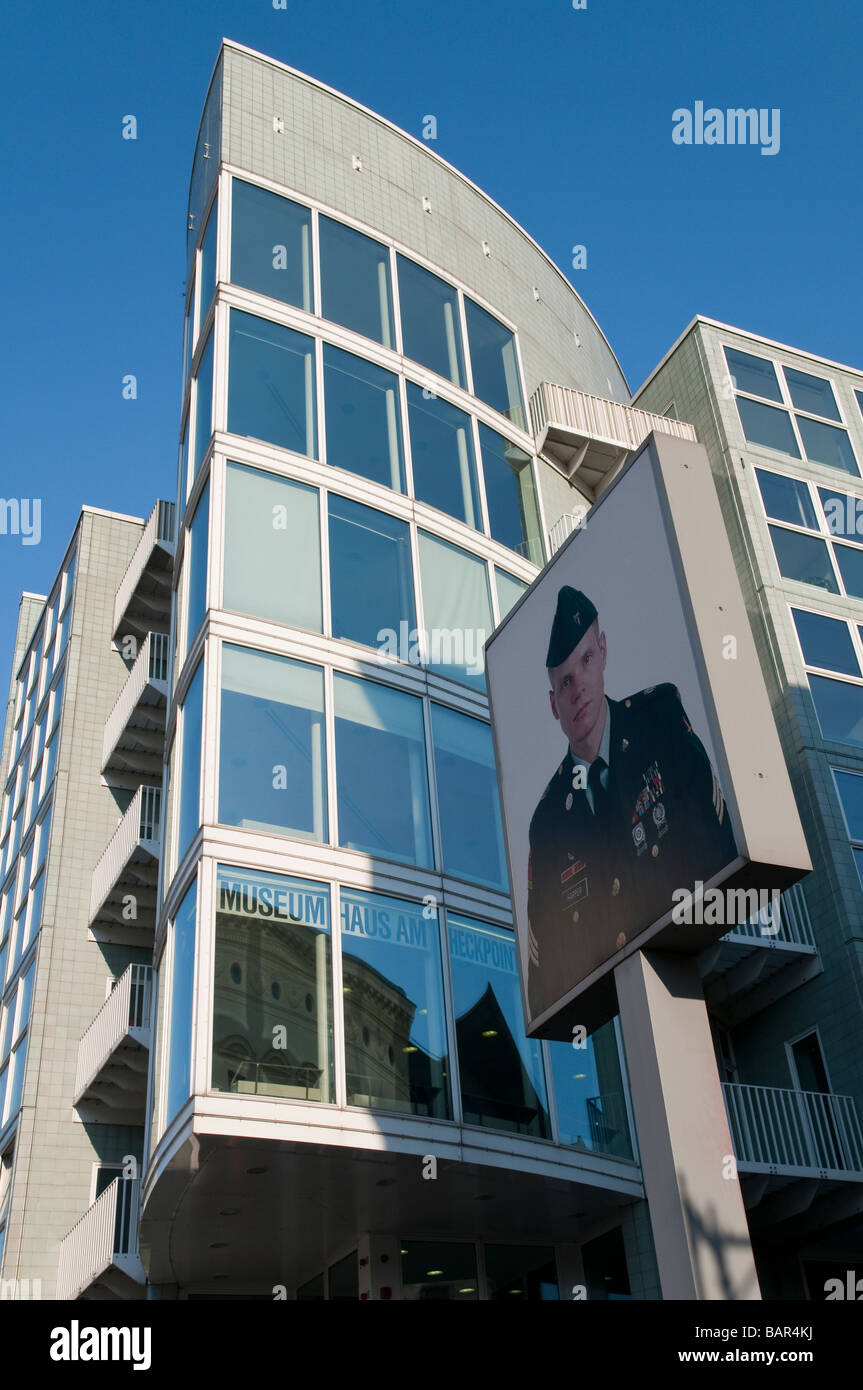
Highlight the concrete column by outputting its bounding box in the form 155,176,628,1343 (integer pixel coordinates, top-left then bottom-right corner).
614,949,761,1300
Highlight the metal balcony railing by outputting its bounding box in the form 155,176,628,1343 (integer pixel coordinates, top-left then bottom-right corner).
723,1082,863,1177
101,632,169,771
74,965,153,1104
722,881,815,948
56,1178,142,1301
530,383,696,455
112,500,176,640
89,787,161,925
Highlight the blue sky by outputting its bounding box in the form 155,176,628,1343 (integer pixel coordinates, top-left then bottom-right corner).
1,0,860,676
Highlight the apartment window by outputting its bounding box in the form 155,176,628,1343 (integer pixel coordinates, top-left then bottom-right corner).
328,495,414,651
319,217,394,349
223,463,322,632
831,544,863,600
448,915,548,1136
417,532,492,691
788,1030,831,1094
198,198,218,327
333,674,432,868
768,527,838,592
464,299,525,429
185,482,209,651
796,416,858,474
855,389,863,422
228,310,317,459
192,332,214,482
341,887,450,1118
808,675,863,746
724,347,782,402
212,866,333,1103
818,486,863,540
479,425,543,564
401,1242,478,1301
784,367,841,421
485,1246,559,1301
832,767,863,892
397,256,466,388
737,397,801,458
176,661,204,865
431,706,507,890
407,384,480,529
495,568,528,620
230,179,312,311
791,608,859,675
219,646,327,842
165,879,197,1123
323,345,404,492
756,469,817,528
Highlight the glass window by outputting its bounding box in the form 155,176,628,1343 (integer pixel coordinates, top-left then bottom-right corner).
230,180,311,311
791,609,858,675
478,424,543,564
193,332,214,478
756,469,817,529
219,646,326,842
485,1245,559,1301
341,887,450,1118
548,1017,633,1157
464,299,525,429
176,661,204,865
328,495,414,651
15,965,34,1042
34,807,51,874
319,216,394,348
328,1252,358,1301
22,871,44,955
724,347,783,402
834,769,863,841
819,487,863,540
407,384,480,528
323,345,404,492
784,367,841,421
431,707,507,889
186,483,209,650
833,543,863,599
334,674,432,867
448,915,547,1135
736,398,800,457
3,1044,25,1127
417,532,491,691
183,288,194,388
401,1241,478,1301
165,879,197,1123
582,1226,631,1300
198,198,218,329
808,675,863,746
768,527,838,592
228,310,317,459
397,256,465,388
223,464,322,632
212,866,333,1102
797,416,858,474
855,390,863,421
495,568,528,621
40,734,58,802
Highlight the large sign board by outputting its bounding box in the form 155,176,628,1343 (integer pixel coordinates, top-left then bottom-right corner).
486,432,811,1038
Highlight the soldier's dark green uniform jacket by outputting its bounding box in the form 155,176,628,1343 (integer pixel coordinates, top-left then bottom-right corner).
527,683,737,1019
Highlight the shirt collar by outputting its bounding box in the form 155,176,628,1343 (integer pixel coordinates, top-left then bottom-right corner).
570,697,611,776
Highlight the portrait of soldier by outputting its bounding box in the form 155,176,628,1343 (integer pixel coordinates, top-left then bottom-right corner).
527,585,737,1020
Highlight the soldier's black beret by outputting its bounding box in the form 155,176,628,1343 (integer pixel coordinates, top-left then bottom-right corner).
545,585,598,668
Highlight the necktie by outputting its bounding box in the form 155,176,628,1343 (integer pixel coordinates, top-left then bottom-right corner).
588,756,608,819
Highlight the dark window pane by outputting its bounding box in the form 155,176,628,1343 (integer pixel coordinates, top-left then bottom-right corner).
792,609,857,675
809,674,863,745
479,423,543,564
834,542,863,599
193,333,214,477
341,887,450,1119
485,1245,559,1301
401,1242,477,1301
230,179,311,310
448,915,548,1136
784,367,841,421
319,217,394,348
724,347,782,402
854,846,863,893
791,1032,830,1093
166,880,197,1123
431,705,507,889
219,646,327,842
756,469,816,528
297,1274,324,1300
407,383,480,528
819,487,863,540
737,398,800,457
834,769,863,842
323,345,404,491
329,495,414,650
228,310,317,458
212,866,333,1101
464,299,525,428
856,390,863,422
328,1253,358,1301
397,256,466,387
334,674,432,867
582,1227,631,1300
797,416,858,475
768,527,838,592
199,198,218,328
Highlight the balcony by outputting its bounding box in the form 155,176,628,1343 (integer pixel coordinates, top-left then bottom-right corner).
699,883,821,1024
112,499,176,642
724,1082,863,1238
74,965,153,1120
89,786,161,933
102,632,169,780
56,1178,145,1301
529,382,697,499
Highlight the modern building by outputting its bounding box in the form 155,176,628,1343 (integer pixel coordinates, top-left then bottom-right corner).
0,40,861,1302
